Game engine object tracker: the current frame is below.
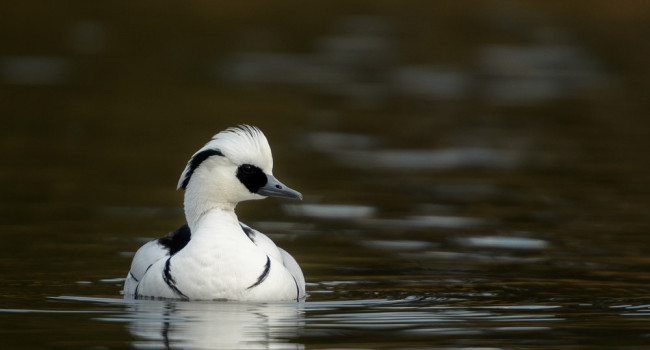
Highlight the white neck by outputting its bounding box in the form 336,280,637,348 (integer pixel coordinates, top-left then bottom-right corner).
183,184,239,233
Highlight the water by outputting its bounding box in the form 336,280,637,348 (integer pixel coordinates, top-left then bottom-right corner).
2,2,650,349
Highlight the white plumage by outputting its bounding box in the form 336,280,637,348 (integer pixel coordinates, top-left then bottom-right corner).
123,125,305,301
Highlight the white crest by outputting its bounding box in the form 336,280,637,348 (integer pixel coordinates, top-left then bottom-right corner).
177,125,274,189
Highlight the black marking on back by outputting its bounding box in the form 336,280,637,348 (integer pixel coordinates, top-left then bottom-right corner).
247,256,271,290
163,257,189,300
239,223,256,243
180,149,224,189
157,224,191,256
236,164,267,194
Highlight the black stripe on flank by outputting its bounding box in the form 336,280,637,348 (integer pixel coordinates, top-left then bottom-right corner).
157,224,191,256
239,223,255,243
292,275,300,302
236,164,267,194
247,256,271,290
134,263,153,299
180,149,224,189
163,258,189,300
128,271,139,283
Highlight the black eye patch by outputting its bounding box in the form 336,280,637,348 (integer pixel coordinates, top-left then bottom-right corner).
236,164,267,193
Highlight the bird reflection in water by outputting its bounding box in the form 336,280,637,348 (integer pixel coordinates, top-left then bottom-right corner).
127,300,304,349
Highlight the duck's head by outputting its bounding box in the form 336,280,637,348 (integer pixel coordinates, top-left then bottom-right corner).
178,125,301,213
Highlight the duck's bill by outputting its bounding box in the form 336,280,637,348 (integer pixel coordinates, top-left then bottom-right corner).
258,175,303,200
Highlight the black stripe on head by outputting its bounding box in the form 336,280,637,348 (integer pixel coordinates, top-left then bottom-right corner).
236,164,267,194
180,149,224,189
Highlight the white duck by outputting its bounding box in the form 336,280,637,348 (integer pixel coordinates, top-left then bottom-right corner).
123,125,305,301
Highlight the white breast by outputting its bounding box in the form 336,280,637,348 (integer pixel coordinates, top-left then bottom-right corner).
129,211,304,301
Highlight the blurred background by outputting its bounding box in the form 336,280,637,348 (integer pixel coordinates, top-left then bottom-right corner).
2,1,650,348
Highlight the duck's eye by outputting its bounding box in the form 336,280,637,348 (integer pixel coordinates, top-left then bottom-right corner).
240,164,255,174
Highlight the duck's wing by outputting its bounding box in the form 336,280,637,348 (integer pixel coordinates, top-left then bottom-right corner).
239,222,306,298
278,247,306,299
239,222,283,262
123,224,191,297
